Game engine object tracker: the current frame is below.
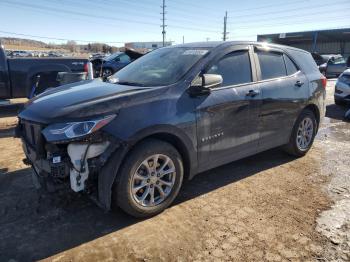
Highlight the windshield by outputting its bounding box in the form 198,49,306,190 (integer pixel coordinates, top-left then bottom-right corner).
112,47,210,87
328,56,345,64
104,52,122,61
333,57,346,64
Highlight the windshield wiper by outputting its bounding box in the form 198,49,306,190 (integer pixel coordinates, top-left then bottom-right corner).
116,81,146,87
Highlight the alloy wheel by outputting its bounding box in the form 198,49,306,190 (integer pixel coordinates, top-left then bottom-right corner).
131,154,176,207
296,117,314,151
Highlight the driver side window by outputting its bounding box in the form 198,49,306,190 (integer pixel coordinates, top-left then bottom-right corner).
207,50,252,87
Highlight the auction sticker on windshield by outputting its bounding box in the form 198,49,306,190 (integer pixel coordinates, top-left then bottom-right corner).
183,50,208,56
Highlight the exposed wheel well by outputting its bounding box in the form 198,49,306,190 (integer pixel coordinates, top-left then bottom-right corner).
303,104,320,129
128,133,191,181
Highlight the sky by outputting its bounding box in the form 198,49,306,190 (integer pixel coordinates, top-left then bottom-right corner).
0,0,349,47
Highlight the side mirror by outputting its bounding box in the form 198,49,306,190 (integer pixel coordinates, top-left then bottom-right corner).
189,74,223,96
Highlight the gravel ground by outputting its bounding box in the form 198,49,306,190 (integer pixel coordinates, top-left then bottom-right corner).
0,80,348,261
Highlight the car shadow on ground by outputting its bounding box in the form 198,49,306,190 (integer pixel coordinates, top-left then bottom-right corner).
0,148,295,261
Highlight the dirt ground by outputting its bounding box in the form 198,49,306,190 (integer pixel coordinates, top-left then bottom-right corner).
0,80,349,261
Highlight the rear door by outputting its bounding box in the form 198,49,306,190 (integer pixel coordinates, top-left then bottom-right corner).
253,46,308,151
195,46,262,171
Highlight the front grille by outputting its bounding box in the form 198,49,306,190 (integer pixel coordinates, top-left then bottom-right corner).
21,120,42,147
19,119,46,159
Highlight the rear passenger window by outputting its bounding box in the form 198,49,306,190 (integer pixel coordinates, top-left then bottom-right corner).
284,54,298,75
257,51,286,80
207,50,252,86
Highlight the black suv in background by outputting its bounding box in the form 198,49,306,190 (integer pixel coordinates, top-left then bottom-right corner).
17,42,326,217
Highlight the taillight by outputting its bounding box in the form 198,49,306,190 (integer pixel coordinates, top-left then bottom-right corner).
321,76,327,89
83,63,89,73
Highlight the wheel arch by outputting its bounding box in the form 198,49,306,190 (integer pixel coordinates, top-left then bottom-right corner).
131,132,192,181
98,126,197,211
303,103,320,129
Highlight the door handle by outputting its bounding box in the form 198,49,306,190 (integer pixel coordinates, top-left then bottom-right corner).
246,90,260,97
295,80,304,87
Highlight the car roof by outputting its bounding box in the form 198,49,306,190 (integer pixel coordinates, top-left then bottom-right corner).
342,69,350,75
170,41,309,53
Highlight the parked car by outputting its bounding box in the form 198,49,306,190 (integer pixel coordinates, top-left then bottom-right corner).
0,45,91,98
318,54,349,78
8,50,32,57
311,52,327,66
91,48,144,77
17,41,326,218
334,69,350,105
89,53,106,60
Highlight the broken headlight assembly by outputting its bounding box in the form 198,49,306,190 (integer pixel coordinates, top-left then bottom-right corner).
42,115,116,143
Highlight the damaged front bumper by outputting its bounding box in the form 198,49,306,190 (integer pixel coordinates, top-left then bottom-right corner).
16,119,121,198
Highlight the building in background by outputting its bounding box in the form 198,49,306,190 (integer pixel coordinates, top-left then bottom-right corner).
257,28,350,58
125,41,172,51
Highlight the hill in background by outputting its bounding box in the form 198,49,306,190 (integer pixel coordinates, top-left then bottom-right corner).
0,37,119,54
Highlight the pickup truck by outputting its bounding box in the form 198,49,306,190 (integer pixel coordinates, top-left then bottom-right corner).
0,44,90,99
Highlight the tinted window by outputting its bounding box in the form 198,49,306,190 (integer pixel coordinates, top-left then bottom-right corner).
284,54,298,75
207,50,252,86
257,51,286,80
287,49,319,74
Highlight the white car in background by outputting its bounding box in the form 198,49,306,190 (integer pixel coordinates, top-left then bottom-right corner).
10,50,32,57
335,69,350,105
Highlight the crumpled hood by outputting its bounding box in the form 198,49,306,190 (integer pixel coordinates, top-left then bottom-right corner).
19,79,153,123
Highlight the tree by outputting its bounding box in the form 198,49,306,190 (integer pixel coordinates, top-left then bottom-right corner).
66,40,77,53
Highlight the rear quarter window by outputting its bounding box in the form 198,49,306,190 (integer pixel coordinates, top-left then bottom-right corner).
285,48,319,74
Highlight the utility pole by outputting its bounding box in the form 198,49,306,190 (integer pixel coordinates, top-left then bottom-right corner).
161,0,167,47
223,11,228,41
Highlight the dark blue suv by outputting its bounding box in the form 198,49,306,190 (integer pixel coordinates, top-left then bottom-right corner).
17,41,326,217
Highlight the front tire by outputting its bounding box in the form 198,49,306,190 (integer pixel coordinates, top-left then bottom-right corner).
113,139,184,218
283,109,317,157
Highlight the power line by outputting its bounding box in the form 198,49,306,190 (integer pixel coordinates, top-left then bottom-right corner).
47,0,221,30
1,0,219,34
229,0,349,20
0,30,125,43
1,0,159,26
232,16,349,30
228,0,309,13
229,7,350,25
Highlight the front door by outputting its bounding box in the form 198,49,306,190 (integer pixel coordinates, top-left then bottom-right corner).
194,47,262,172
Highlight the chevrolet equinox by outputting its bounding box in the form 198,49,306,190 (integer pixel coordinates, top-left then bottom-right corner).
17,42,326,217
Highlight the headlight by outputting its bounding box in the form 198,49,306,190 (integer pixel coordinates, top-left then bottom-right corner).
42,115,116,142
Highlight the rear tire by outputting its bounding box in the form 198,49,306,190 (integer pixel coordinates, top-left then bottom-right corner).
283,109,317,157
113,139,184,218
